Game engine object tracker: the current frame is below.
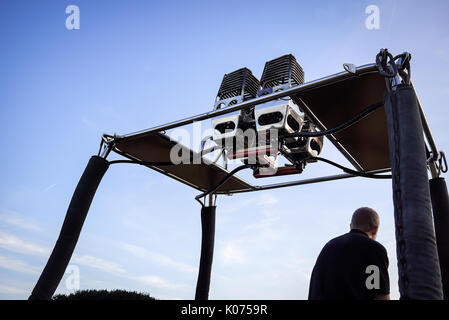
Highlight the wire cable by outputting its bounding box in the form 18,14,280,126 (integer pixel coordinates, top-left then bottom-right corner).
313,157,392,179
109,145,220,166
279,101,384,139
109,160,175,166
196,197,205,208
195,164,251,201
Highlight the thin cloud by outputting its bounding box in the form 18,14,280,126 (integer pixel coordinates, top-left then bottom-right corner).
242,209,281,240
119,243,197,273
43,184,57,192
0,232,126,275
0,232,187,293
0,254,40,275
71,254,127,275
0,232,50,256
0,284,29,295
222,242,247,265
221,193,280,214
0,211,43,233
133,275,184,290
256,194,280,206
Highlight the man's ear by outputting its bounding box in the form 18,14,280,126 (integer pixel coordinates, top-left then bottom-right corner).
371,226,379,236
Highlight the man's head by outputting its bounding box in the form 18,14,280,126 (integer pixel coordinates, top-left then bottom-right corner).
350,207,380,240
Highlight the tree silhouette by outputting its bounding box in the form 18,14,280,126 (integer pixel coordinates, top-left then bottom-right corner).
52,289,155,300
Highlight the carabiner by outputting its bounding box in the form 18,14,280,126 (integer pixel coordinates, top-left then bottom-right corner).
394,52,412,85
376,49,398,78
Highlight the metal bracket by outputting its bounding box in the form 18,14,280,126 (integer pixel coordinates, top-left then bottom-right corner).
394,52,412,85
429,151,448,178
99,134,117,159
343,63,357,74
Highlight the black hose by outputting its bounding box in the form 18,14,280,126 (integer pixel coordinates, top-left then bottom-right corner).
280,101,384,139
313,157,392,179
195,206,216,300
430,177,449,300
195,164,250,200
385,84,443,299
109,160,175,166
29,156,109,300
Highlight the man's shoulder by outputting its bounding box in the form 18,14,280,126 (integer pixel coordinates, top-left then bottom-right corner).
322,233,347,249
371,238,387,250
353,233,388,254
325,231,367,245
370,239,388,258
324,232,387,253
349,233,389,261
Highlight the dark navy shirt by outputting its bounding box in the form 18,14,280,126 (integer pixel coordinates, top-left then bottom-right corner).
308,229,390,300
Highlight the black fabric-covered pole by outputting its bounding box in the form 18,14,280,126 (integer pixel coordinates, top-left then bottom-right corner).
430,177,449,299
384,84,443,299
29,156,109,300
195,206,216,300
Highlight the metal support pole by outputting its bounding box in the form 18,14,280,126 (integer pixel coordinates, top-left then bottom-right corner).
412,82,440,162
430,177,449,299
384,84,443,299
29,156,109,300
195,203,216,300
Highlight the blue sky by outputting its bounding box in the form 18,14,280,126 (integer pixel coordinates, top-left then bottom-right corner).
1,0,448,299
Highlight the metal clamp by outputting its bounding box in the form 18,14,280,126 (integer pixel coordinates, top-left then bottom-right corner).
394,52,412,85
427,150,447,178
376,49,401,92
376,49,398,78
343,63,357,75
98,134,117,159
439,151,448,175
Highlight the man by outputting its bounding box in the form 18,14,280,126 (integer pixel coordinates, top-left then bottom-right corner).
308,207,390,300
